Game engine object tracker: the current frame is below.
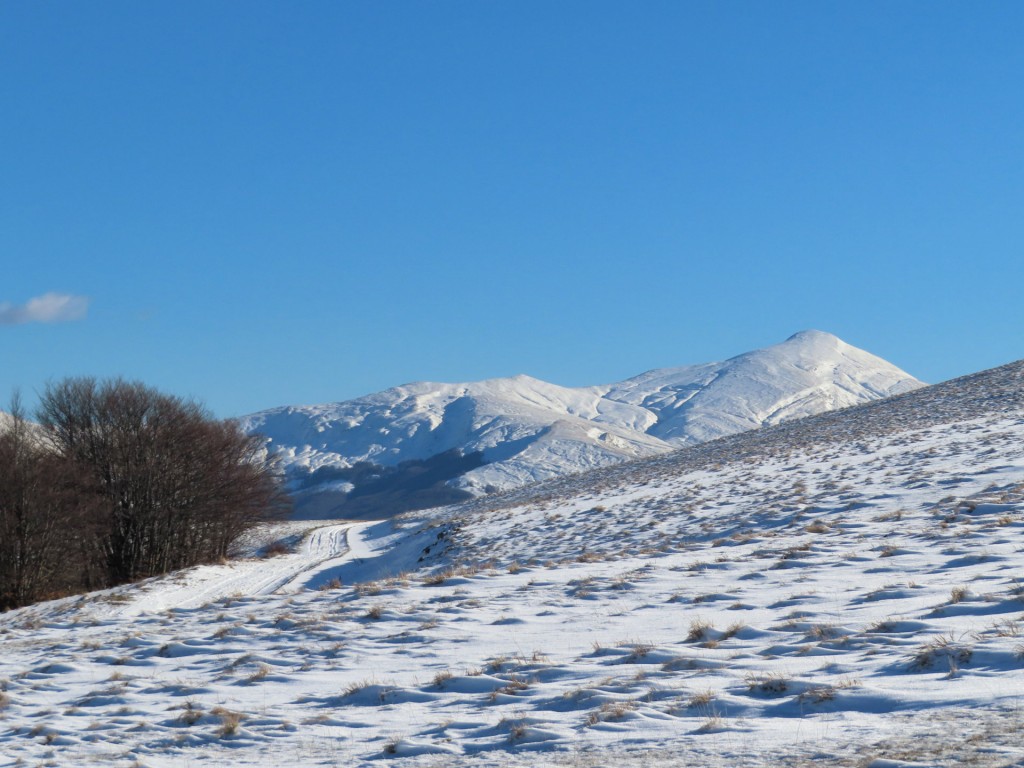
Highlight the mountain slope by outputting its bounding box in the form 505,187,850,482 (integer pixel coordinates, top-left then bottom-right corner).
242,331,923,517
596,329,921,444
1,358,1022,767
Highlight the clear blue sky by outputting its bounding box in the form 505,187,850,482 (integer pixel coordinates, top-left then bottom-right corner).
2,2,1023,417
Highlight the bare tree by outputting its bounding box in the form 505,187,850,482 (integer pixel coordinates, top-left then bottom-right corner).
0,393,99,608
36,378,289,585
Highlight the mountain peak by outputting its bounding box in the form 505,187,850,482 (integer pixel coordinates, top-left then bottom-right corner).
785,329,841,344
242,334,924,517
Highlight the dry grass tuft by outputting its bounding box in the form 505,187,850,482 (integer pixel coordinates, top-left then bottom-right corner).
343,678,378,696
248,663,271,683
507,719,528,741
624,642,654,662
687,689,716,709
696,714,724,732
586,699,638,725
910,632,972,671
211,706,244,737
489,675,529,701
745,671,789,695
686,618,713,643
177,700,203,726
721,622,743,640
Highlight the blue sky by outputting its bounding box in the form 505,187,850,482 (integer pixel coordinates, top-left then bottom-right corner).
2,2,1023,417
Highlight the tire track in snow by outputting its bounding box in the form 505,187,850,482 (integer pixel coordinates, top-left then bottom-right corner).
117,522,362,614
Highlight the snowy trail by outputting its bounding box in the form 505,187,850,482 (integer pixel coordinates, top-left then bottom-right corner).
116,521,369,614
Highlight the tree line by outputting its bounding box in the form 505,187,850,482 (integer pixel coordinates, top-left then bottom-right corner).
0,378,288,610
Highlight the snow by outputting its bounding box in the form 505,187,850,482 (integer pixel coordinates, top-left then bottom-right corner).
242,331,924,504
1,357,1021,767
70,521,355,616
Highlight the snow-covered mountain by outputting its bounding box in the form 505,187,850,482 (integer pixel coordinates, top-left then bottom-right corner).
242,330,923,517
3,354,1022,767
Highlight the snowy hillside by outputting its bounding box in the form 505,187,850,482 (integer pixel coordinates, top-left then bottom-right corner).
243,330,922,517
596,329,922,444
2,356,1021,767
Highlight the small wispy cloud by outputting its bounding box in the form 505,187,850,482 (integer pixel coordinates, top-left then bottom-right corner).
0,293,90,326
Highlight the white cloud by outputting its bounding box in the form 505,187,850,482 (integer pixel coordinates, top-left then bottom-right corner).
0,293,90,326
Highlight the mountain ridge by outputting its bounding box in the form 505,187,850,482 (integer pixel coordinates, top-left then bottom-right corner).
241,330,923,517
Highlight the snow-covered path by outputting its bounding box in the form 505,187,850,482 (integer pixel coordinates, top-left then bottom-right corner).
115,521,370,615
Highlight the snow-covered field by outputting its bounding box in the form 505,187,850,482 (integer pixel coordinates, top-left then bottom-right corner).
1,360,1023,767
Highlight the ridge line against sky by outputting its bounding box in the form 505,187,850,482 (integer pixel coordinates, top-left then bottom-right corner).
2,2,1022,417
